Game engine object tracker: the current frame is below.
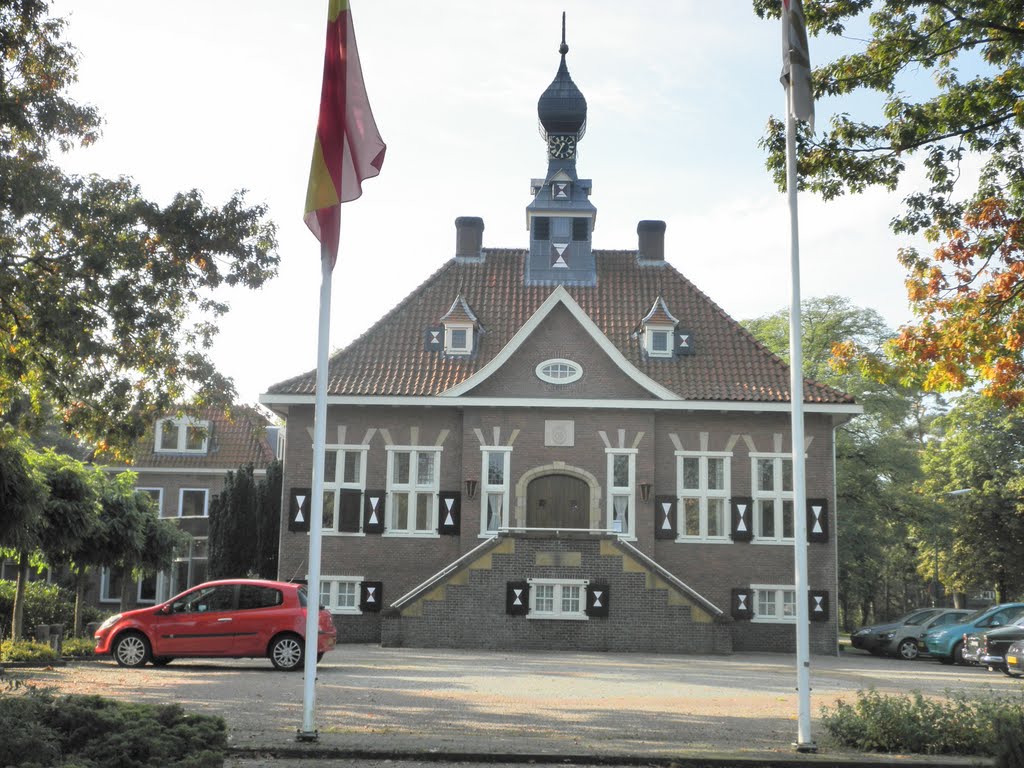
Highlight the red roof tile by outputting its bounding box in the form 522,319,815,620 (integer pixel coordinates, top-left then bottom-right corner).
127,406,277,470
267,250,853,405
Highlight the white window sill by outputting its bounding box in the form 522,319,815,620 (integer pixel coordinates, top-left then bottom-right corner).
527,614,589,621
675,537,732,544
322,531,367,537
751,617,798,624
751,538,796,545
382,531,441,539
327,607,362,615
178,514,209,519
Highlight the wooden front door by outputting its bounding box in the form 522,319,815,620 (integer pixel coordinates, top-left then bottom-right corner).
526,474,590,529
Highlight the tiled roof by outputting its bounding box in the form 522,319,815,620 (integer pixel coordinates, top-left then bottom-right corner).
267,250,853,405
127,406,277,470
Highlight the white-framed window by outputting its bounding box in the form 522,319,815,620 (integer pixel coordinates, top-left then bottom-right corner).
752,584,797,623
386,447,441,535
321,446,367,535
676,451,731,541
138,487,164,517
445,324,473,355
606,449,636,538
155,417,210,454
645,326,673,358
751,454,794,543
481,447,512,535
99,568,157,605
535,358,583,384
319,576,362,614
172,537,208,596
179,488,209,517
527,578,588,621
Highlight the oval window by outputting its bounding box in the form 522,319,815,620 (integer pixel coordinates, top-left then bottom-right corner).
536,359,582,384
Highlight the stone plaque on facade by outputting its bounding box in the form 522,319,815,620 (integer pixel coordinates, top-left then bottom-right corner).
544,420,574,447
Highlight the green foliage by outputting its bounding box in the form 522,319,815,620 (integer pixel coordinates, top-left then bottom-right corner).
0,690,226,768
0,580,104,641
0,640,57,663
0,430,45,549
60,636,95,658
0,1,278,455
209,460,281,580
821,688,1024,759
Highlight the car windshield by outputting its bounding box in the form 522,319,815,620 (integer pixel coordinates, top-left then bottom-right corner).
961,606,995,625
902,609,938,625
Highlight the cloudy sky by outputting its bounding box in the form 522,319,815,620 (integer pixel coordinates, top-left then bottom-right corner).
51,0,925,405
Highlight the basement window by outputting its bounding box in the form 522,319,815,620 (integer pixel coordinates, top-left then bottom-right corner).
527,578,589,621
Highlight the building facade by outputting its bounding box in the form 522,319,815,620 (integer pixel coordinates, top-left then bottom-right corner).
262,31,859,654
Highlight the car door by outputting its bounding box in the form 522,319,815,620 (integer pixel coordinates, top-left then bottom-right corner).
151,584,238,656
231,584,289,657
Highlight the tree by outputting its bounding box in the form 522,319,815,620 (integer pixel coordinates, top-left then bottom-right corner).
0,431,45,638
208,465,260,579
753,1,1024,404
255,460,282,580
743,296,940,627
0,0,278,455
919,394,1024,602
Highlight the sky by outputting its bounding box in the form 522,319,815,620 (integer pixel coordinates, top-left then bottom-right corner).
51,0,928,407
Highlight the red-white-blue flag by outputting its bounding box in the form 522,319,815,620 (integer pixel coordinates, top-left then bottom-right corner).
781,0,814,131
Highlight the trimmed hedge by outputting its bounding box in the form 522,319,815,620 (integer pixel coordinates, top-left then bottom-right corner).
0,640,57,663
0,690,226,767
0,579,106,640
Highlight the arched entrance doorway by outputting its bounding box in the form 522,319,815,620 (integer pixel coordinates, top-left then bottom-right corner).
526,473,590,529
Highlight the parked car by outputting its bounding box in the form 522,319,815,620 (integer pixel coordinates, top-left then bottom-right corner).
94,579,337,671
850,608,943,655
1006,639,1024,678
962,615,1024,674
922,603,1024,665
877,608,972,660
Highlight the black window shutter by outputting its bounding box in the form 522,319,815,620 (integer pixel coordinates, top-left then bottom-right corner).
359,581,383,612
424,326,443,352
437,492,461,535
674,330,695,356
807,498,829,543
731,587,753,620
809,590,829,622
585,583,610,617
363,491,385,534
654,495,677,539
506,581,529,616
338,490,361,533
730,497,753,542
288,488,312,532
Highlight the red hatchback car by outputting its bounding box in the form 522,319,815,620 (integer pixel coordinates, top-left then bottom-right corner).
94,579,337,671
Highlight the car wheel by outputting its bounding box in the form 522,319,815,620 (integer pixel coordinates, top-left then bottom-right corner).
952,641,965,665
938,653,955,665
897,639,919,661
152,656,174,666
112,632,151,668
269,634,304,671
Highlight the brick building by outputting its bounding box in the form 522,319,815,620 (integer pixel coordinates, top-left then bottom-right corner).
261,31,859,654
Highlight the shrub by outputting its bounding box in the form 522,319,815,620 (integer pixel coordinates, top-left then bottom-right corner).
0,579,106,640
0,690,226,767
61,637,95,658
0,640,57,663
821,688,1024,759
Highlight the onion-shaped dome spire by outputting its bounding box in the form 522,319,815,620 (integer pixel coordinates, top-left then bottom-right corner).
537,13,587,139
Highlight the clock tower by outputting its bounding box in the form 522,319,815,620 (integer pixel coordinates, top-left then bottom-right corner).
526,15,597,286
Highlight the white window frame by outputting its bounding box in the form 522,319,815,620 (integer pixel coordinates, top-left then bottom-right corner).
385,446,442,536
676,451,732,542
138,487,164,517
178,488,209,518
155,417,210,454
172,537,208,596
535,358,583,384
527,578,589,621
605,448,637,539
318,575,363,615
645,326,674,358
99,567,156,605
445,323,473,355
750,453,795,544
321,445,368,536
480,447,512,536
752,584,798,623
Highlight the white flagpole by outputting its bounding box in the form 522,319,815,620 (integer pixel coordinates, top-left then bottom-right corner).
298,243,333,740
785,83,815,753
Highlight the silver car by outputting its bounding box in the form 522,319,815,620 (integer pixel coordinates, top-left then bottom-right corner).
878,608,973,660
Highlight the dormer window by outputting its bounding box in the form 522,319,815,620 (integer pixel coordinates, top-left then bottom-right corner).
156,417,210,454
440,295,481,357
639,297,679,359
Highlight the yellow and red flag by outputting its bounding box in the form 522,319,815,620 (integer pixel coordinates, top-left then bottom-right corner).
304,0,386,267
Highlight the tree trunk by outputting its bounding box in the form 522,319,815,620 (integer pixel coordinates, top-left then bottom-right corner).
72,567,86,637
11,551,29,640
119,567,133,612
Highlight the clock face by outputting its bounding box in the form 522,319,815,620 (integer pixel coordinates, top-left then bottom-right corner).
548,134,576,159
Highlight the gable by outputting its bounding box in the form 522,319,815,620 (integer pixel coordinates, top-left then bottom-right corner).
461,303,656,400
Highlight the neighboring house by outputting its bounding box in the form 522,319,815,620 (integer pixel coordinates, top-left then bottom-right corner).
94,406,279,611
260,35,861,653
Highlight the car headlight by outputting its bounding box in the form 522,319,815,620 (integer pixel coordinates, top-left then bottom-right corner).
879,631,895,640
854,628,870,637
96,614,123,633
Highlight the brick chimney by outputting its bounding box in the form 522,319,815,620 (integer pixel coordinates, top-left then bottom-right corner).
455,216,485,260
637,220,666,263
